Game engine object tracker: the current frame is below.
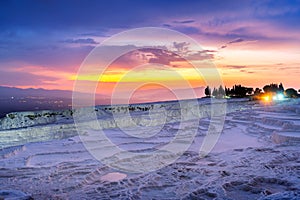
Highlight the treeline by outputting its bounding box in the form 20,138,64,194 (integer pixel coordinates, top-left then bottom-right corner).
204,85,253,98
262,83,298,98
204,83,300,98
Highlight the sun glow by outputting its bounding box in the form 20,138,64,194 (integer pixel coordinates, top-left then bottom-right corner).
263,95,270,102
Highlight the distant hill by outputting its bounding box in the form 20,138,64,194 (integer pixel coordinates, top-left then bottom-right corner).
0,86,205,118
0,86,72,99
0,86,74,118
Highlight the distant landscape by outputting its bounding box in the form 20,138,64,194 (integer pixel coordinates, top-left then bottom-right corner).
0,86,73,118
1,82,299,118
0,86,206,118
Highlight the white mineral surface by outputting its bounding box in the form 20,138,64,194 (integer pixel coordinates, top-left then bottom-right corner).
0,98,299,199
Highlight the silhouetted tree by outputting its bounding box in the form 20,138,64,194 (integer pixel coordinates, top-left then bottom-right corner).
285,88,298,98
225,87,230,96
212,87,218,97
204,86,211,97
254,88,262,95
263,83,284,94
231,85,247,97
218,85,225,97
263,85,271,93
246,87,254,95
279,83,284,93
205,84,253,98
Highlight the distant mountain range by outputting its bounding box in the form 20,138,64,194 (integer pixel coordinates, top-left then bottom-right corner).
0,86,75,117
0,86,205,102
0,86,205,118
0,86,72,99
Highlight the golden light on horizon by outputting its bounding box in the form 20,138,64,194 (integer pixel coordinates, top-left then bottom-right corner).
263,95,270,102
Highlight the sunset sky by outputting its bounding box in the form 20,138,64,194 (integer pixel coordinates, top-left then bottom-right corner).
1,0,300,102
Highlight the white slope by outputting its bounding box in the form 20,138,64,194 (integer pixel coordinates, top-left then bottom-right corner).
0,98,300,199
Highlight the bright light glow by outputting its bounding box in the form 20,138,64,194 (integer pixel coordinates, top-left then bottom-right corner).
263,95,270,102
277,93,284,100
272,93,284,101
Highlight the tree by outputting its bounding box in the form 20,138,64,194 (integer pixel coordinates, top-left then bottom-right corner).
206,85,253,98
225,87,230,96
204,86,211,97
233,85,247,97
285,88,298,98
246,87,254,95
218,85,225,97
279,83,284,93
263,83,283,94
254,88,262,95
263,85,271,93
212,87,218,97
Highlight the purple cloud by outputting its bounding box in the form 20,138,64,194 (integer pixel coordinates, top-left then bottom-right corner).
173,20,195,24
228,38,244,44
61,38,99,44
226,65,246,69
0,70,59,86
173,42,190,52
185,51,214,60
219,38,245,49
